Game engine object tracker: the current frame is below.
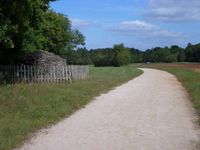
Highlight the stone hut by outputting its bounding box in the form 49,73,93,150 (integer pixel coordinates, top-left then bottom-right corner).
19,50,68,80
21,50,67,66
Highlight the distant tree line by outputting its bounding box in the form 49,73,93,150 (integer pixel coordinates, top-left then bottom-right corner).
0,0,85,64
142,43,200,63
67,42,200,66
90,44,130,67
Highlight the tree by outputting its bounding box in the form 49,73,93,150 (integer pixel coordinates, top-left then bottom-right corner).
0,0,55,63
185,43,200,62
39,12,72,54
0,0,85,64
92,48,115,67
177,50,186,62
113,44,131,66
73,48,92,65
70,29,85,50
129,48,143,63
143,47,177,63
90,44,131,67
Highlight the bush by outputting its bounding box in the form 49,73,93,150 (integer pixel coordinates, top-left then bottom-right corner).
94,44,131,67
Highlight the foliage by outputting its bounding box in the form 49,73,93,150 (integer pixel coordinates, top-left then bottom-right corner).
143,47,178,62
90,48,114,67
129,48,144,63
90,44,131,67
112,44,131,66
133,43,199,63
68,42,200,66
0,66,142,150
67,47,92,65
0,0,53,63
0,0,85,64
39,11,85,55
185,43,200,62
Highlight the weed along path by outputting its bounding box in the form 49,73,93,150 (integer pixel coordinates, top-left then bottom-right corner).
16,68,199,150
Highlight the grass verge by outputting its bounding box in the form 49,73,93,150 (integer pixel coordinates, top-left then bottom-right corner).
136,63,200,121
0,66,142,150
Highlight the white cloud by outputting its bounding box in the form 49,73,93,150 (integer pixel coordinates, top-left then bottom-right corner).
146,0,200,22
70,18,90,29
118,20,157,31
152,30,181,38
70,18,104,29
110,20,181,38
108,20,185,49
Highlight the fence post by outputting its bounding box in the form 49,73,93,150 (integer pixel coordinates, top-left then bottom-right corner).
50,66,52,83
64,66,67,82
62,66,65,82
18,65,21,83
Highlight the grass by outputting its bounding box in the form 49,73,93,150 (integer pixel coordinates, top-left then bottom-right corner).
135,63,200,120
0,65,142,150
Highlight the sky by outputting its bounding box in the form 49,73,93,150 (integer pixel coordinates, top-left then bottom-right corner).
51,0,200,50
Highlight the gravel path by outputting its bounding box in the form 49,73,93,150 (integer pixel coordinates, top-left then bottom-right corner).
16,68,200,150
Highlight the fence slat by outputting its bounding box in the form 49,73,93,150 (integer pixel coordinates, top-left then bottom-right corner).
0,65,89,84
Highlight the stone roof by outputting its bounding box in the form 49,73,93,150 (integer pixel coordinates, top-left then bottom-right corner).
21,50,66,66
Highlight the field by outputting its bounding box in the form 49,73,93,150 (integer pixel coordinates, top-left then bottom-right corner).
0,66,142,150
152,63,200,73
135,63,200,120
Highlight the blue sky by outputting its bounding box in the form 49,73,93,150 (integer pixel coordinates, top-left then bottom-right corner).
51,0,200,50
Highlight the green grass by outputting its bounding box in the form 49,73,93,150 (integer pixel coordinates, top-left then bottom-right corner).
0,66,142,150
136,63,200,120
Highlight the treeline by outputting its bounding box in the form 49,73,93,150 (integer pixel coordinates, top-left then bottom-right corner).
143,43,200,63
67,42,200,66
66,44,130,66
0,0,85,64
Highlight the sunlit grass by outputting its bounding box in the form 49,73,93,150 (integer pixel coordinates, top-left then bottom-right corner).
0,66,142,150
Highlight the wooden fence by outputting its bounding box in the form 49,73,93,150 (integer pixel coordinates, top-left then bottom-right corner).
0,65,89,84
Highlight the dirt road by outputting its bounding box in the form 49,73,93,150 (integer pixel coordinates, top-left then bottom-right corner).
16,68,199,150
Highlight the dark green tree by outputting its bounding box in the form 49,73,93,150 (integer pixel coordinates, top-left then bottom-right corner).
185,43,200,62
129,48,143,63
0,0,85,64
0,0,55,63
113,44,131,66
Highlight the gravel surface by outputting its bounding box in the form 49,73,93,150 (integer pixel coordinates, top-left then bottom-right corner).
16,68,200,150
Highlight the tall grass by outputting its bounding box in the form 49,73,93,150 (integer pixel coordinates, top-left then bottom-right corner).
0,66,142,150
